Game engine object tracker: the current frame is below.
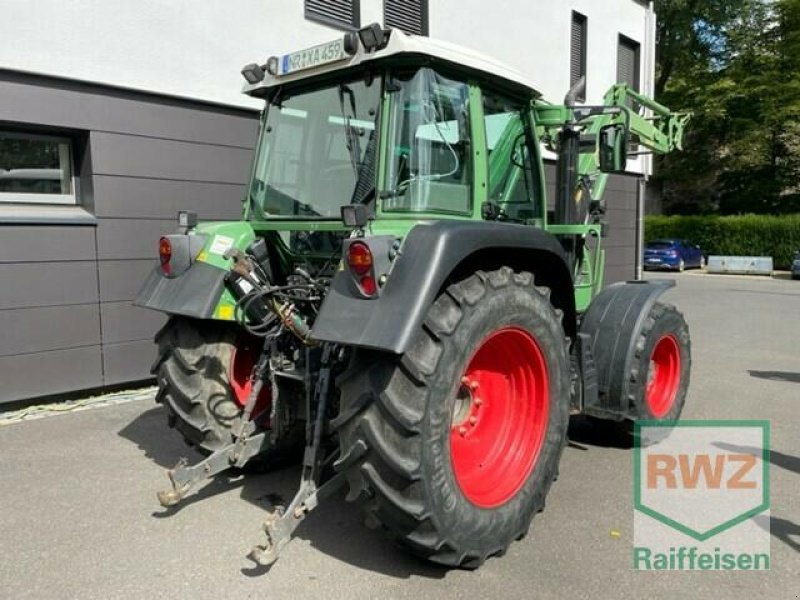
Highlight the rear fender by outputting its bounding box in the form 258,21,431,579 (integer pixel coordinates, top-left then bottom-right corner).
311,221,576,354
134,222,256,320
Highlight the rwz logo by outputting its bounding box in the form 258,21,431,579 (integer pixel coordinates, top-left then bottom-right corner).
646,452,758,490
634,421,769,542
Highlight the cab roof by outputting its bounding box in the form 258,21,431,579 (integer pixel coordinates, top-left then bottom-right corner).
242,28,542,100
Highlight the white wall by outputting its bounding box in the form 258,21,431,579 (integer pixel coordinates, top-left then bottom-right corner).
431,0,653,104
0,0,378,109
0,0,652,109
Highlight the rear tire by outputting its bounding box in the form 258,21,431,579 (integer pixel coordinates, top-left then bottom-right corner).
335,268,570,568
153,317,242,452
153,317,303,465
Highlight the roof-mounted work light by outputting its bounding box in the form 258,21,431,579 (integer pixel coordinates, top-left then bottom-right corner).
358,23,388,52
241,63,266,84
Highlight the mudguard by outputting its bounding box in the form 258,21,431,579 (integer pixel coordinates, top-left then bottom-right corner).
311,220,575,354
134,261,227,319
579,279,675,420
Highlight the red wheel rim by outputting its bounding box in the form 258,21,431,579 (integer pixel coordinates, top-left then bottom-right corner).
229,342,271,417
450,327,550,508
646,334,681,418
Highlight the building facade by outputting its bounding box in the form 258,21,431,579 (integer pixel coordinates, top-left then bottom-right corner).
0,0,655,404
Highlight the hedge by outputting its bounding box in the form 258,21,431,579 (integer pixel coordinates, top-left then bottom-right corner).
644,214,800,269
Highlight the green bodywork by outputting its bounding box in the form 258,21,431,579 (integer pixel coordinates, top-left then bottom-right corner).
187,74,689,321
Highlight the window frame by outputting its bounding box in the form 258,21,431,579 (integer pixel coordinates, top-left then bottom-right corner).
570,11,588,102
0,130,77,206
304,0,360,31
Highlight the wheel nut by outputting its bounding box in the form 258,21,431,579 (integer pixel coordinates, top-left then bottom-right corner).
469,416,478,426
469,380,479,390
474,397,483,407
458,426,468,436
461,376,471,386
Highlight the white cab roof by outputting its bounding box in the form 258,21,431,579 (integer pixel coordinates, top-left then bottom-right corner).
242,29,541,98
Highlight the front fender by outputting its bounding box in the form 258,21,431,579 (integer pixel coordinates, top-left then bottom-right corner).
311,221,574,354
579,279,676,419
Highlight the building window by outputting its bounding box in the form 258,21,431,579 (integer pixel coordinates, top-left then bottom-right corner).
305,0,360,30
570,11,587,102
617,34,641,92
0,131,75,205
384,0,428,36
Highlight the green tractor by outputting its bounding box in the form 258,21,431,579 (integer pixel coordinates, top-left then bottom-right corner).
135,25,691,568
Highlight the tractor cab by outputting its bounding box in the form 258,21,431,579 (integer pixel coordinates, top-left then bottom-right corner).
240,27,547,253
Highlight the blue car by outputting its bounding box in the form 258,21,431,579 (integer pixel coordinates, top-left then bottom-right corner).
644,239,704,272
792,252,800,280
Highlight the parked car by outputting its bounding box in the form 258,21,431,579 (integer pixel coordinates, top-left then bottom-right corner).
792,251,800,280
643,239,704,272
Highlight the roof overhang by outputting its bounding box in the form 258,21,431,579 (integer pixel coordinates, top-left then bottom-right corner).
241,29,541,100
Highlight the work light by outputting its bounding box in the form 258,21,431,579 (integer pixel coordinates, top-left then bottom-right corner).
241,63,265,84
358,23,387,52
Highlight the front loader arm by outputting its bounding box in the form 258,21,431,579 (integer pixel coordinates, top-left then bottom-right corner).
534,84,691,205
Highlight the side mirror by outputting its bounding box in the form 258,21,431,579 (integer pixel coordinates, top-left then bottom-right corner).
598,123,629,173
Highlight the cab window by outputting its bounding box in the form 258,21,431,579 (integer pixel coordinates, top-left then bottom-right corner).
483,92,541,222
383,68,472,215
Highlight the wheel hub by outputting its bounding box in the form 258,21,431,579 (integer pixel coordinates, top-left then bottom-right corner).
229,342,272,419
645,334,681,418
449,327,549,509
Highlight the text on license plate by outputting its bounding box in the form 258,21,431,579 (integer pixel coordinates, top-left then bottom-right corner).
280,39,347,75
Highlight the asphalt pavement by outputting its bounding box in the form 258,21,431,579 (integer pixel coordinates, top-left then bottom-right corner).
0,272,797,599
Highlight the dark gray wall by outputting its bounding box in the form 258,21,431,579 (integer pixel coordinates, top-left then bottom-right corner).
544,162,639,286
0,70,259,404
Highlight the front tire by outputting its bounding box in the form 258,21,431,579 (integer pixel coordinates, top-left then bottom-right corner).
632,302,690,421
335,268,570,568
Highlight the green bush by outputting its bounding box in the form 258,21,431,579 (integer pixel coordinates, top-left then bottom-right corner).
644,215,800,269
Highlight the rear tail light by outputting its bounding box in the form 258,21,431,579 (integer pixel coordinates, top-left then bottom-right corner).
347,242,373,275
159,237,172,275
347,241,378,297
358,274,377,295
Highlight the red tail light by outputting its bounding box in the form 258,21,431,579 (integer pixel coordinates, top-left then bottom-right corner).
359,275,377,295
159,237,172,275
347,242,373,276
347,241,378,297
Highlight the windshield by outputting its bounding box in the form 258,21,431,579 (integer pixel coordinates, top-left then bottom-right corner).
248,76,381,219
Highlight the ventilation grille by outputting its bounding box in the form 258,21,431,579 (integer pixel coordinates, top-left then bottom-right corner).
617,36,640,91
570,12,587,101
385,0,428,36
305,0,358,30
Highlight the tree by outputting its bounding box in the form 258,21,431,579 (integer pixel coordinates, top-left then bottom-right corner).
653,0,800,214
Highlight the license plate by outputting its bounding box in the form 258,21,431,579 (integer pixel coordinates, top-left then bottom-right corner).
279,39,347,76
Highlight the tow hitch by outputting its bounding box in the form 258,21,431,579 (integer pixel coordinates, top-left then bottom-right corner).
157,343,345,568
